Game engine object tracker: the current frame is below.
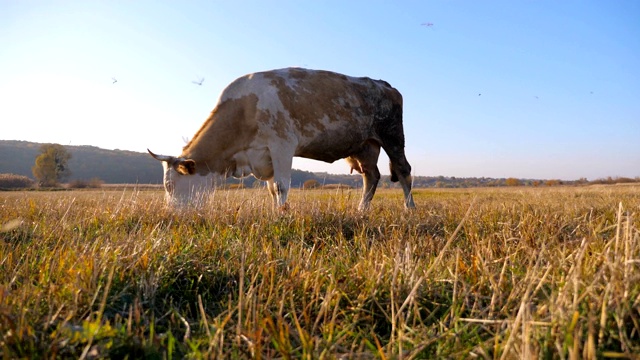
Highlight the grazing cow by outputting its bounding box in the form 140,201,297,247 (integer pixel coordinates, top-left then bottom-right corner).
148,67,415,210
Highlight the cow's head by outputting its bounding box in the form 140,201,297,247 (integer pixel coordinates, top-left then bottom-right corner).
148,149,214,206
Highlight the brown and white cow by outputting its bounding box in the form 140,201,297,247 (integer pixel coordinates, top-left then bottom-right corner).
148,67,415,210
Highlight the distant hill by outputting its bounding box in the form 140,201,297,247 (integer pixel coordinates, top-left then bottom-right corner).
0,140,162,184
1,140,594,188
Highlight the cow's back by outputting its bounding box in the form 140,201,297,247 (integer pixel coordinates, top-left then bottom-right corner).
217,68,403,163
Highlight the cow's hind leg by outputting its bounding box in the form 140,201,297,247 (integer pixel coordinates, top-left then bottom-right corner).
347,141,381,210
375,101,415,208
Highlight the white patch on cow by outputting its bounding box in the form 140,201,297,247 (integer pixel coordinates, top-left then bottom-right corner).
161,161,217,207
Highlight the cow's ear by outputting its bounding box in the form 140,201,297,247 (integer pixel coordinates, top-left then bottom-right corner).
176,160,197,175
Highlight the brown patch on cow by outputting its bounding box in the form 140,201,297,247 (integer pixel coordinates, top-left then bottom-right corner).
264,70,386,139
263,75,323,138
256,108,292,141
273,111,293,140
259,69,405,164
181,94,260,175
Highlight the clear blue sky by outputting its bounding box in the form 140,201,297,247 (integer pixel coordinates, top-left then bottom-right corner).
2,1,638,180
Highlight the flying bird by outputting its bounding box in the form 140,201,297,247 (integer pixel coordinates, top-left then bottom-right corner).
421,22,434,29
112,77,117,84
192,77,204,86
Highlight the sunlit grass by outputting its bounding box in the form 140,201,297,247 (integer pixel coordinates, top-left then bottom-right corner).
1,185,639,358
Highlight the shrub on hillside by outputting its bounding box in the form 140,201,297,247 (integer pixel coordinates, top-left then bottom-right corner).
0,173,34,189
302,179,320,189
321,184,353,190
67,178,104,189
545,179,563,186
505,178,522,186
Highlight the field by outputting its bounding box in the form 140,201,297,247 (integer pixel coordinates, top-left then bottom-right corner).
1,185,639,359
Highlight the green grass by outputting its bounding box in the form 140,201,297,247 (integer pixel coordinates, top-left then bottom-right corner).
1,185,639,359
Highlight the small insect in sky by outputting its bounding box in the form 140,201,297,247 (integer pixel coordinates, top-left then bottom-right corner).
192,77,204,86
111,77,117,84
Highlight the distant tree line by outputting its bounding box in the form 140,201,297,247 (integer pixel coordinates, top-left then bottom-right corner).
588,176,639,185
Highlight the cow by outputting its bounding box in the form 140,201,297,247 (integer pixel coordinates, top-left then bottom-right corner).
148,67,416,210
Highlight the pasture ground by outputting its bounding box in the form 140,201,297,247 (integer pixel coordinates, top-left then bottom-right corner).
1,185,639,358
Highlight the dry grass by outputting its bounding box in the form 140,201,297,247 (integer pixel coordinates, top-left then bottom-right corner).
1,185,639,358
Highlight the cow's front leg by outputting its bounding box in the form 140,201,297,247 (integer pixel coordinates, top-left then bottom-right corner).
266,178,290,210
266,178,278,208
272,180,290,211
268,146,295,210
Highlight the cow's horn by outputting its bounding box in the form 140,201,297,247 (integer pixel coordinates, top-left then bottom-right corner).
147,149,175,162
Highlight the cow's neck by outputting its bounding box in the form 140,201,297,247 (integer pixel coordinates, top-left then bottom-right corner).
181,142,235,177
180,95,259,177
181,102,257,175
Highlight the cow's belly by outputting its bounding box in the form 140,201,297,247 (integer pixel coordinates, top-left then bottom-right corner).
295,131,373,163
